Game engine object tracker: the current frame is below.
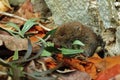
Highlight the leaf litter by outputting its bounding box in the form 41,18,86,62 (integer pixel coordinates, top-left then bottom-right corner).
0,0,119,80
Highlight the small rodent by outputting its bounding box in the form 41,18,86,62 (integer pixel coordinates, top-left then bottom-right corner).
52,22,100,57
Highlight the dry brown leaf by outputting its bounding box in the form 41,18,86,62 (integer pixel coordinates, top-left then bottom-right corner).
17,0,40,19
0,34,27,51
0,0,12,12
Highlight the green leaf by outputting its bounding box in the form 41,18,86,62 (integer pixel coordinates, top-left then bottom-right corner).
6,22,20,32
6,22,24,37
6,30,19,38
43,28,57,39
46,42,54,47
21,18,38,35
36,37,48,47
0,25,21,37
41,50,52,57
72,40,85,46
13,49,19,60
59,48,84,55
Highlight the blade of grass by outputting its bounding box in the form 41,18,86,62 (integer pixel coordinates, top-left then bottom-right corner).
59,48,84,55
23,38,32,59
13,49,19,60
6,30,19,38
37,37,48,47
72,40,85,46
41,50,52,57
6,22,21,32
0,27,18,37
43,28,57,39
21,19,38,35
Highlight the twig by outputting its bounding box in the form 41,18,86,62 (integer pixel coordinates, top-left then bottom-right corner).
0,11,51,31
38,23,51,31
0,11,27,21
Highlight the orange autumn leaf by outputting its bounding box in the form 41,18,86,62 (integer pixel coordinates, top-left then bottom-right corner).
41,52,120,80
92,55,120,71
29,25,46,42
85,62,97,79
56,54,85,71
35,26,45,32
96,64,120,80
44,58,57,69
30,33,45,42
87,55,120,79
55,53,120,79
64,58,85,71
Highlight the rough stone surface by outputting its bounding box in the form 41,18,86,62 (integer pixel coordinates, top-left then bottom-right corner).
44,0,100,33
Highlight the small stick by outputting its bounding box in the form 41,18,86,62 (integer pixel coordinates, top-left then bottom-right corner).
0,11,51,31
0,11,27,21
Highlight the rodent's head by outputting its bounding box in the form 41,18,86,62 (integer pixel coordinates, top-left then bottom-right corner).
52,22,102,57
52,27,73,48
52,22,83,48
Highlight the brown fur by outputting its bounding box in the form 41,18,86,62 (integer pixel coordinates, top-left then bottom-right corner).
52,22,99,57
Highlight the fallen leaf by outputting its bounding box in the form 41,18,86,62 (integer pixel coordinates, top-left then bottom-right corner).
0,0,12,12
87,54,120,79
110,74,120,80
29,25,46,43
17,0,40,19
54,53,120,79
96,64,120,80
90,55,120,71
0,34,27,51
44,57,57,69
85,62,97,79
56,54,85,71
